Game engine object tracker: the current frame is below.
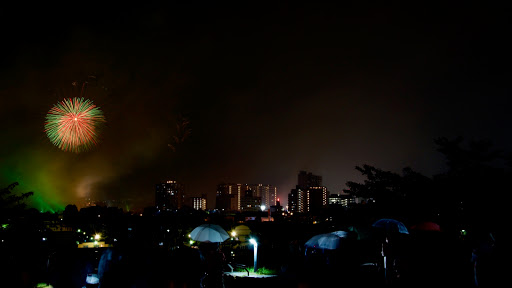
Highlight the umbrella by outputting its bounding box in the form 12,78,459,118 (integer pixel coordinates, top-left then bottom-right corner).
233,225,251,237
410,221,441,232
372,218,409,234
305,230,348,250
189,224,230,243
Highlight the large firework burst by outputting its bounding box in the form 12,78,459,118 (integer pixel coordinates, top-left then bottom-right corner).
44,97,106,153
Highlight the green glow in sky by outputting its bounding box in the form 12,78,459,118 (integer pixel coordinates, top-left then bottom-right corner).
1,148,69,213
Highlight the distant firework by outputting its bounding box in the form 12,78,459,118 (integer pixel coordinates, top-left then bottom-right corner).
45,97,105,153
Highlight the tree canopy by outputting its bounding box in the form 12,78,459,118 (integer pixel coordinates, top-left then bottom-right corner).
344,137,509,236
0,182,33,210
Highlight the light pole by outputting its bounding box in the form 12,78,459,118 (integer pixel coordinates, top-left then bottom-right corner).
249,238,258,273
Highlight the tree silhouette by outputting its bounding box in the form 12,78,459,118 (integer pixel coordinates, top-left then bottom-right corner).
0,182,34,225
344,164,420,220
344,137,509,234
0,182,33,210
433,137,509,236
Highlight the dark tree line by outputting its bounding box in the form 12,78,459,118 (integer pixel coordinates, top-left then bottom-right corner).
343,136,509,239
0,182,34,221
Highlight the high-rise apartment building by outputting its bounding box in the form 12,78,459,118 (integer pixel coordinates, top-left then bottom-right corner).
307,186,328,213
155,180,185,211
240,189,262,212
216,183,277,212
246,184,277,209
288,171,328,214
288,188,299,213
298,170,322,190
192,195,207,210
216,183,242,211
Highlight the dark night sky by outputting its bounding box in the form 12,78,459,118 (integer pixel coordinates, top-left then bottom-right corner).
1,2,511,211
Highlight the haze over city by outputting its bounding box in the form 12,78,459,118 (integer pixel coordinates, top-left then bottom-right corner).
1,2,511,211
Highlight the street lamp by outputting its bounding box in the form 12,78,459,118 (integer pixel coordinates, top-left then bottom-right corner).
249,238,258,272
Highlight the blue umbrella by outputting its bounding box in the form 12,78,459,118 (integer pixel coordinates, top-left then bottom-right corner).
372,218,409,234
305,230,349,250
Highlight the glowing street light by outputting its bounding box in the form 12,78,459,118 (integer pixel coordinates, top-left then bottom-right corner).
249,238,258,272
260,205,266,211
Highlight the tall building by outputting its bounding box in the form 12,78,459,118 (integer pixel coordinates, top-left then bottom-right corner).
288,188,299,213
216,183,242,211
155,180,185,211
288,171,328,213
192,195,207,210
298,170,322,190
246,184,277,209
216,183,277,212
307,186,328,213
240,189,262,212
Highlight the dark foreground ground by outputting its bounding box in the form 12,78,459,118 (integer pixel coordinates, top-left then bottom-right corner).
1,220,506,288
1,234,504,288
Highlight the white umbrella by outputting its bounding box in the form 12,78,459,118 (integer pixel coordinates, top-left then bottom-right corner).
189,224,230,243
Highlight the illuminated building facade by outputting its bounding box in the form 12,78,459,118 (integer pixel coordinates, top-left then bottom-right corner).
192,195,207,210
240,189,262,212
307,186,328,213
288,171,328,213
216,183,277,212
155,180,185,211
246,184,277,209
328,192,355,207
288,188,299,213
216,183,241,211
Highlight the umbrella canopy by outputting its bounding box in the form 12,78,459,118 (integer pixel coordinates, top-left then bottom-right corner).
232,224,251,242
190,224,230,243
331,230,348,238
372,218,409,234
305,230,348,250
233,225,251,236
410,221,441,232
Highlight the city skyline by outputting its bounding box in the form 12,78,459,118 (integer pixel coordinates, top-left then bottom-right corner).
2,2,511,212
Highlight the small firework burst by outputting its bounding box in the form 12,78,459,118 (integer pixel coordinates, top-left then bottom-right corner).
44,97,105,153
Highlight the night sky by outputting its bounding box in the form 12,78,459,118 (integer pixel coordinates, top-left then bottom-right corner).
1,2,511,211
